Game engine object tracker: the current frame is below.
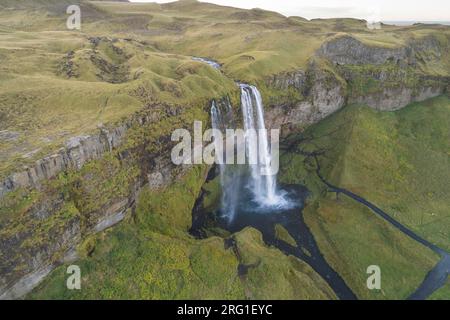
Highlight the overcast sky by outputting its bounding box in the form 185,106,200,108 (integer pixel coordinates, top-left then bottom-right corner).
129,0,450,21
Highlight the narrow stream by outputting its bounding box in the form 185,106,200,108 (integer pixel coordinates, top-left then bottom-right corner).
314,156,450,300
191,180,357,300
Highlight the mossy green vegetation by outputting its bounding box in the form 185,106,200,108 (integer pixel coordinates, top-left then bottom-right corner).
2,0,450,300
199,177,221,213
339,62,437,98
303,196,438,300
134,165,209,236
0,149,139,274
67,154,140,217
280,95,450,299
0,183,78,249
24,94,450,300
29,163,340,300
274,224,297,247
28,165,247,299
322,96,450,251
232,227,336,300
0,27,236,180
1,0,449,180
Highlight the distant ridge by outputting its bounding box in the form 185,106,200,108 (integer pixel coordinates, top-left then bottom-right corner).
383,21,450,26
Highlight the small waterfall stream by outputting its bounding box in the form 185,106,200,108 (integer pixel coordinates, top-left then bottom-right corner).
211,101,241,222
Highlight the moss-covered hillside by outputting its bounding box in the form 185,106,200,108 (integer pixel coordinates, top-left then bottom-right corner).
279,96,450,299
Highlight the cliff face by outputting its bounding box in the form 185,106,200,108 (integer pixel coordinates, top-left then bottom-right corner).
317,35,414,65
265,62,346,130
264,34,449,130
351,86,445,111
6,33,443,199
0,127,127,198
0,103,208,299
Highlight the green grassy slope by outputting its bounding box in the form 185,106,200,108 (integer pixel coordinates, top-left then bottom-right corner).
279,95,450,299
0,15,236,179
1,0,449,300
303,196,438,299
429,281,450,300
322,96,450,251
28,165,335,300
28,165,246,299
88,0,450,81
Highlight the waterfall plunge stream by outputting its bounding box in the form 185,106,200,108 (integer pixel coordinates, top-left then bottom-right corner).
211,84,292,223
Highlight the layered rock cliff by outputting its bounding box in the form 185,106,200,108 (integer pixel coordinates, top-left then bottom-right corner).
263,34,448,132
0,100,214,298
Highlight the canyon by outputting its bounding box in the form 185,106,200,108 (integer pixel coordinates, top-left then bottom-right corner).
0,0,449,300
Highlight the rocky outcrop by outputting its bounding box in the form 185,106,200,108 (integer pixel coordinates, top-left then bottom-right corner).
266,70,306,91
265,34,448,127
317,35,414,66
0,176,148,299
0,125,127,199
0,102,176,200
0,105,190,299
317,34,447,67
0,216,82,300
1,33,449,300
352,85,445,111
265,62,347,130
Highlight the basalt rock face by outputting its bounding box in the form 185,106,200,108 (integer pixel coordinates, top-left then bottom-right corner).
1,34,449,299
265,35,449,130
266,70,307,91
0,104,174,199
0,127,129,298
319,35,449,110
351,85,446,111
317,34,446,67
0,126,127,199
317,35,415,66
265,62,346,130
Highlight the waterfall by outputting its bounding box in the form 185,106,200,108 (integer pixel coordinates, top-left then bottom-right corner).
211,84,289,223
240,84,278,205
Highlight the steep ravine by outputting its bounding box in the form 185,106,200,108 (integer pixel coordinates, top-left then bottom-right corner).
0,101,215,299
